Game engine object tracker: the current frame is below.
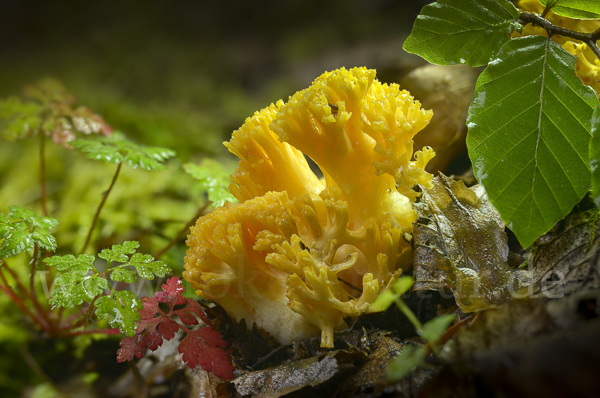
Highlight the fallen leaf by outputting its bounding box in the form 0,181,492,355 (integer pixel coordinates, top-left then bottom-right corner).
413,174,516,313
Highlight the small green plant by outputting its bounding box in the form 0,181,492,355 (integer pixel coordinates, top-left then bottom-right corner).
70,132,176,253
46,241,170,336
371,276,455,381
0,79,235,388
0,78,112,216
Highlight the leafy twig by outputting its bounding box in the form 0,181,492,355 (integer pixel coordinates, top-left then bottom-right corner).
153,202,210,260
519,11,600,60
80,162,122,254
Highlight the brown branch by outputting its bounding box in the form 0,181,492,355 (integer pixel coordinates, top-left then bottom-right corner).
80,162,123,254
153,202,210,259
519,11,600,61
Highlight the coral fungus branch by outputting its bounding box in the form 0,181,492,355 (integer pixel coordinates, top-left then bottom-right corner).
184,67,435,348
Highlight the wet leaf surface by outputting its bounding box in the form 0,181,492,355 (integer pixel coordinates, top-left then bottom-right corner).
526,209,600,296
413,174,516,313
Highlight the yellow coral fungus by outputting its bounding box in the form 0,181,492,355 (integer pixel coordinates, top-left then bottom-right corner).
514,0,600,94
184,67,434,347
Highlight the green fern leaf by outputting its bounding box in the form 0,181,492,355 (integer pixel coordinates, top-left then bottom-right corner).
95,291,142,336
184,159,237,207
72,132,176,170
0,206,58,257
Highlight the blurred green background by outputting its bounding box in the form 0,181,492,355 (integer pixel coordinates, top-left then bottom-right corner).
0,0,429,157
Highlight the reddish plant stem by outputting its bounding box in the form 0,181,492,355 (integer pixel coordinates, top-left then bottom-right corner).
80,162,123,254
39,133,48,217
2,261,52,329
0,267,49,331
153,202,210,259
67,295,99,330
60,328,121,338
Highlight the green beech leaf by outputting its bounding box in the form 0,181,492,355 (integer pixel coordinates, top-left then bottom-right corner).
183,159,237,207
72,132,176,170
420,314,456,343
403,0,521,67
0,206,58,257
386,345,427,382
539,0,600,19
467,35,598,247
590,106,600,206
95,291,142,336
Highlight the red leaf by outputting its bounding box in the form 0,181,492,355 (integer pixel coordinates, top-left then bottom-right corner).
158,318,180,340
177,311,199,326
185,299,212,326
198,343,234,381
117,335,146,362
117,326,165,362
145,329,163,351
178,327,233,380
156,277,186,305
194,325,228,348
139,297,160,319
